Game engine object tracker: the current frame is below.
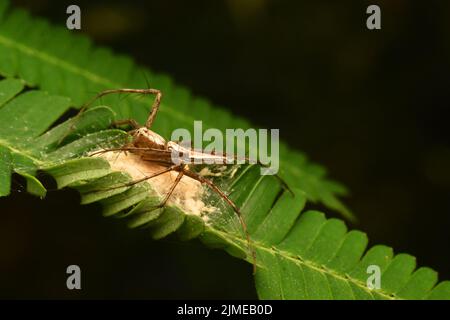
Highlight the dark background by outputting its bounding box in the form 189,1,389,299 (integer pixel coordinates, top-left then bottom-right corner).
1,0,449,298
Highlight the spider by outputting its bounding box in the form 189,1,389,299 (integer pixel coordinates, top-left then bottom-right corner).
77,88,290,271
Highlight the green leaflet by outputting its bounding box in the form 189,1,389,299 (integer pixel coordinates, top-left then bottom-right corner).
0,144,11,196
0,2,449,300
0,90,71,144
0,0,352,220
16,170,46,197
0,77,23,105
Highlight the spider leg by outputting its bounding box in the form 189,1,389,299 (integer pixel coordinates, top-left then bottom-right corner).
90,88,162,129
58,88,162,145
82,88,162,129
181,167,257,272
112,119,141,129
154,169,184,208
89,146,172,158
94,165,180,192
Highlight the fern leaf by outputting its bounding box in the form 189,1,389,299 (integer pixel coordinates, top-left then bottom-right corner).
0,0,352,219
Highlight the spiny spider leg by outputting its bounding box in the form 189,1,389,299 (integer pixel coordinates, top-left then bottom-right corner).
94,165,180,192
154,169,184,209
59,88,162,145
87,88,162,129
80,88,162,128
182,168,257,272
112,119,141,129
82,88,162,129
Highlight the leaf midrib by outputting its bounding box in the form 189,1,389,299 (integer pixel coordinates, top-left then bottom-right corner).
0,138,43,165
206,226,398,300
